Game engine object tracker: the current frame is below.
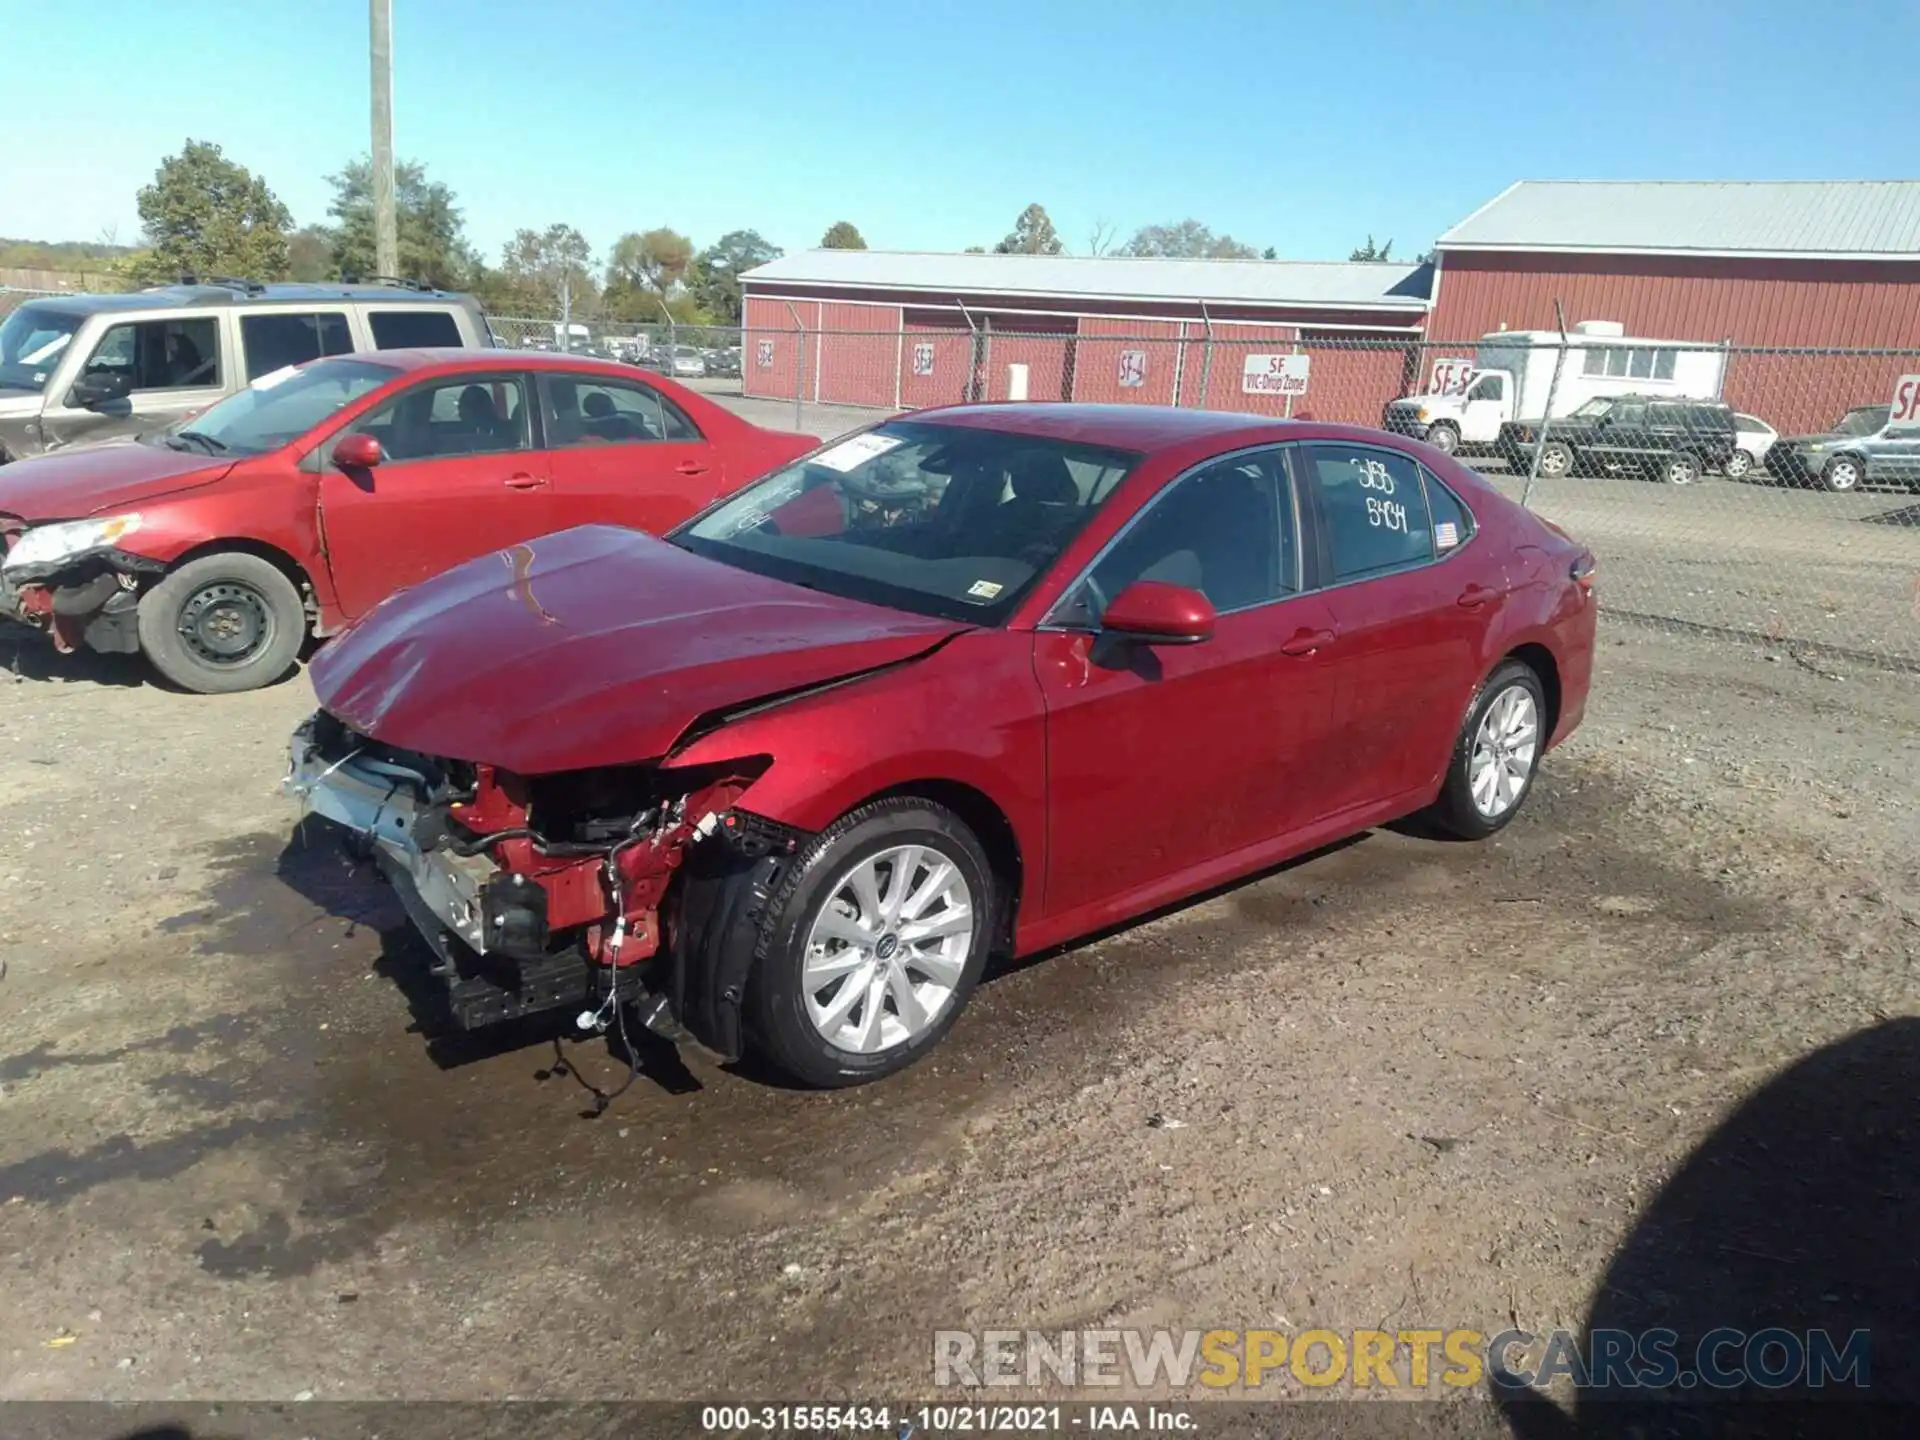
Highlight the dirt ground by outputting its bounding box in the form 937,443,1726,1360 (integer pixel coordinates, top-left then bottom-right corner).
0,619,1915,1417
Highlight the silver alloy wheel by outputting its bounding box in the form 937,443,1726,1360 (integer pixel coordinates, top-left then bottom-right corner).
1725,449,1753,478
1426,423,1459,454
1538,443,1572,478
1468,684,1540,819
801,843,973,1054
1666,455,1699,485
1825,457,1861,492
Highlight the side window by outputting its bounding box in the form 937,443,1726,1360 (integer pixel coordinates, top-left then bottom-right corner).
1466,375,1503,402
1082,450,1295,615
540,375,703,447
1303,444,1433,583
240,311,353,381
368,309,464,349
1421,467,1476,554
350,375,529,463
1610,402,1647,428
83,317,221,392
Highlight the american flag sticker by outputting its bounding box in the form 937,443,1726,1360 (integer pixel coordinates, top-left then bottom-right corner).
1435,521,1459,549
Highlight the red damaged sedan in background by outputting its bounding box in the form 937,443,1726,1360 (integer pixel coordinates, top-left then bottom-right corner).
0,349,811,692
286,405,1597,1087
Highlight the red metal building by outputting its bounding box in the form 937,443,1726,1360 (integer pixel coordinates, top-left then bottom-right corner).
738,251,1434,426
1428,180,1920,433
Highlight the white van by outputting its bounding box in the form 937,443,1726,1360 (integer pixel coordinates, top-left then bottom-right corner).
1382,320,1727,456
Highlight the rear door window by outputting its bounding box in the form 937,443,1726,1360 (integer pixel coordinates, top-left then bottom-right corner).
1302,444,1434,582
240,311,353,381
368,309,465,349
539,374,702,446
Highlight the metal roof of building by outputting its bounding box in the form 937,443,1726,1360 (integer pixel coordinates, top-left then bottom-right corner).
1438,180,1920,259
740,250,1434,310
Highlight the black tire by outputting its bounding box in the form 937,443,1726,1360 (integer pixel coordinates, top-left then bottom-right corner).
137,552,306,694
1536,440,1574,479
1663,451,1702,486
1820,454,1864,493
1724,449,1754,479
1426,659,1548,841
1424,422,1460,455
745,798,995,1088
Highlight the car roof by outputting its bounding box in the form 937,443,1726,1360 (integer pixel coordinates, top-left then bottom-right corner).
14,282,474,315
366,347,654,376
901,402,1421,454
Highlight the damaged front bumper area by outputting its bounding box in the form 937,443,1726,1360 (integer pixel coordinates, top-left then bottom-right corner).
0,538,160,654
283,711,802,1056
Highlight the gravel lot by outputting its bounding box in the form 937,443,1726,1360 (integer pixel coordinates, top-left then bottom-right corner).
0,616,1914,1415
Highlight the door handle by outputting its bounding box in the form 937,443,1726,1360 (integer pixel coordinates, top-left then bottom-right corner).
675,460,711,476
503,473,548,490
1456,585,1493,608
1279,627,1335,657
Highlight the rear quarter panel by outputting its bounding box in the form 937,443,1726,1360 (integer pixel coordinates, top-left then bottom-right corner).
665,628,1050,917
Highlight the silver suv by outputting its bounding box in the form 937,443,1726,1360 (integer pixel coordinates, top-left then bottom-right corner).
0,280,494,463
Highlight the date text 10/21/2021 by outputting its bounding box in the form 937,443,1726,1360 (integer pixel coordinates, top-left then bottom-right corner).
699,1405,1197,1434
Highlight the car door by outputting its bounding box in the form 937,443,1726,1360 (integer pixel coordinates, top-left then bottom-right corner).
235,309,356,384
1459,372,1507,444
37,313,228,451
536,371,725,534
1033,446,1343,920
1295,442,1492,811
1872,420,1920,485
1587,400,1648,472
316,370,553,619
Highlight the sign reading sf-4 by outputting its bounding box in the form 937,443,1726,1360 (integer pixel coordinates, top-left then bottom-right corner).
1892,373,1920,424
1242,353,1310,397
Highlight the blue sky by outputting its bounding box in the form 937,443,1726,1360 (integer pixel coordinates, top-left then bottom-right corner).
7,0,1918,265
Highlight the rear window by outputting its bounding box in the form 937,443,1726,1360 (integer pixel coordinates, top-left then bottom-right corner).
368,309,464,349
241,311,353,381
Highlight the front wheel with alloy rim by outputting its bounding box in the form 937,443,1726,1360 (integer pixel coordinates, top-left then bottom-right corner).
1821,455,1864,493
746,798,995,1087
1424,422,1460,455
136,552,306,693
1724,449,1754,479
1427,659,1547,840
1663,451,1702,486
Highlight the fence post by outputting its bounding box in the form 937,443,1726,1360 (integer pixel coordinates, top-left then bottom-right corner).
1520,300,1571,510
783,301,806,432
1198,302,1216,409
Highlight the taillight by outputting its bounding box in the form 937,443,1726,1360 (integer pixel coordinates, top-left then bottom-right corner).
1571,551,1596,592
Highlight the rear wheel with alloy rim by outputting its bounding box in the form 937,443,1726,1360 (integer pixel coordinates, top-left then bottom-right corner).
1428,659,1547,840
1724,449,1754,479
1536,440,1574,478
747,798,994,1087
137,552,306,694
1664,451,1702,486
1820,455,1864,493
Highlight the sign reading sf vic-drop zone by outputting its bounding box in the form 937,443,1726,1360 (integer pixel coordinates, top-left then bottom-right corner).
1243,353,1310,396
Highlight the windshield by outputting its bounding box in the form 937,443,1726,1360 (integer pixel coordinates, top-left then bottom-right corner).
1834,406,1889,437
164,357,399,456
0,304,84,393
1570,398,1614,417
671,420,1140,625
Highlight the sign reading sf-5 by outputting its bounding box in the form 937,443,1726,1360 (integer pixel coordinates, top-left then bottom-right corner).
286,405,1598,1087
0,350,813,691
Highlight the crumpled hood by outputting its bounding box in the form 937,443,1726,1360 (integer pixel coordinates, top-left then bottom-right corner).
0,441,233,520
309,524,970,773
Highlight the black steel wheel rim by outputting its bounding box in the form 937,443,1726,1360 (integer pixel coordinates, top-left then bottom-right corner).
177,580,275,668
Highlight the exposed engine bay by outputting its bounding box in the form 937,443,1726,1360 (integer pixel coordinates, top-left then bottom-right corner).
284,709,804,1060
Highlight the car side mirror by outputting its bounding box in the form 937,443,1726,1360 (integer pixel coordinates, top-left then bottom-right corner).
331,433,385,470
1101,581,1215,645
68,372,131,410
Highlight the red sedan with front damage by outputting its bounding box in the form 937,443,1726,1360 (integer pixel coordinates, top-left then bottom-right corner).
286,405,1597,1087
0,349,812,692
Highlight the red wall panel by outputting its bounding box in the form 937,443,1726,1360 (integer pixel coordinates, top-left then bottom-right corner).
899,317,974,410
1431,252,1920,432
1072,317,1183,405
814,302,901,408
742,296,821,402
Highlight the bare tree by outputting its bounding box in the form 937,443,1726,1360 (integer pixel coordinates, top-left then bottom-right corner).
1086,218,1118,257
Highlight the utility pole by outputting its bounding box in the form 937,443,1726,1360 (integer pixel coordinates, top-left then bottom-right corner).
369,0,398,279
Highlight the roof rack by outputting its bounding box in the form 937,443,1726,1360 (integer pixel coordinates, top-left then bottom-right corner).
178,274,267,295
368,275,432,291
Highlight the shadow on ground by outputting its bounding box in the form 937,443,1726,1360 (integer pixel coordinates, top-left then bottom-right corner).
1499,1018,1920,1437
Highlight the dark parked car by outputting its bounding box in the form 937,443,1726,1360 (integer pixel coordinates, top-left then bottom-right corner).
287,405,1596,1086
1502,396,1738,485
1764,404,1920,492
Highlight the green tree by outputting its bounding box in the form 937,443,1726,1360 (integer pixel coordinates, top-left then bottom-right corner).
287,225,334,282
500,224,597,319
1261,246,1278,260
132,140,293,283
325,157,475,287
607,228,694,307
1348,235,1394,262
820,220,867,249
688,229,781,324
994,203,1064,255
1120,219,1259,260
